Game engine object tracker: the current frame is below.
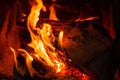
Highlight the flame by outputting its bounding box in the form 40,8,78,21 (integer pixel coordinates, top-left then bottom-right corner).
27,22,65,74
18,49,35,77
49,5,59,21
10,47,18,71
27,0,44,29
26,0,65,76
10,47,35,77
58,31,63,48
10,0,66,77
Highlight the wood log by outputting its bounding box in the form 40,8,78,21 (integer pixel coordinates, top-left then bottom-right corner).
14,54,93,80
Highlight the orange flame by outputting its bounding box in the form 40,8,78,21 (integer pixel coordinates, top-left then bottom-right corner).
49,5,59,21
58,31,63,48
27,0,44,29
18,49,35,77
10,0,66,77
10,47,35,77
10,47,18,72
26,0,65,76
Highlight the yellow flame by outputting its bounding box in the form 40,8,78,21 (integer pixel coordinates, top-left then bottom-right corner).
58,31,63,48
10,48,26,76
10,0,66,77
27,0,44,29
54,60,65,73
27,22,65,73
10,47,18,70
18,49,35,77
27,0,66,75
10,48,35,77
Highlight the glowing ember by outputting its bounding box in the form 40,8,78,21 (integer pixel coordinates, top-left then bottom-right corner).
75,16,99,22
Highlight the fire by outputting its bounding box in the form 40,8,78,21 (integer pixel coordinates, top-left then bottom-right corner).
10,48,18,72
29,0,66,75
27,21,66,73
18,49,35,77
27,0,43,28
49,4,59,21
10,0,66,77
58,31,63,48
27,0,66,75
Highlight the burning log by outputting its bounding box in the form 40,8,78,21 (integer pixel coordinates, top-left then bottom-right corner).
14,6,112,80
13,53,94,80
0,0,116,79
